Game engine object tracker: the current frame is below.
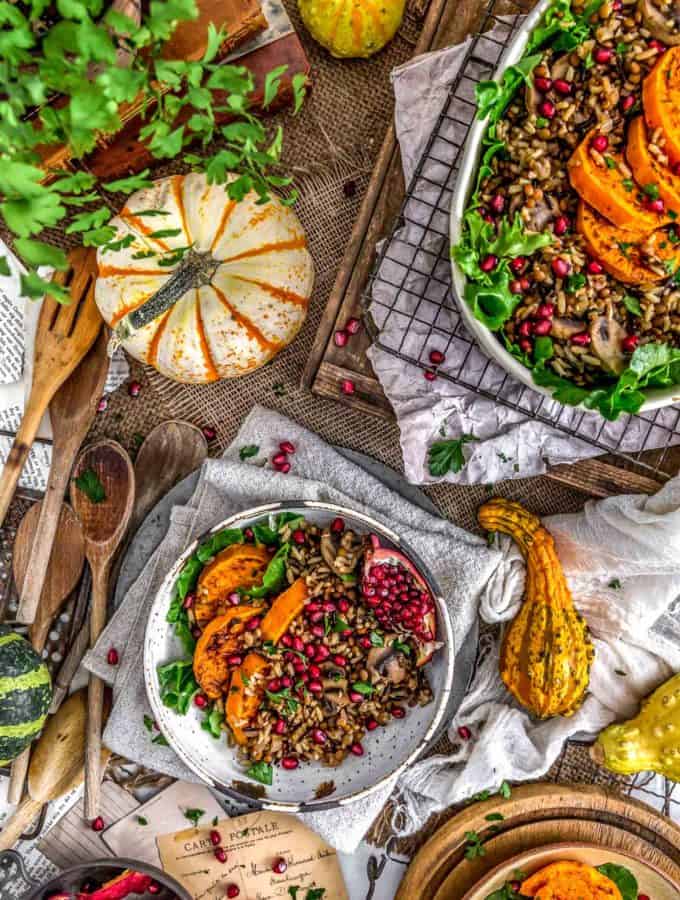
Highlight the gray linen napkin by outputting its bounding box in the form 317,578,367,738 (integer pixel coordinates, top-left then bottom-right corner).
84,405,499,851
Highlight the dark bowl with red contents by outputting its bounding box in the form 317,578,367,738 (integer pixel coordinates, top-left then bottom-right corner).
31,859,190,900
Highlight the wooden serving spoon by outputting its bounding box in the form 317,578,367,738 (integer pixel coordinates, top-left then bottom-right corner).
0,690,110,851
70,440,134,820
0,248,102,528
7,501,85,804
17,327,110,626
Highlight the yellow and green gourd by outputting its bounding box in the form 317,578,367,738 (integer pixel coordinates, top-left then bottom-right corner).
298,0,406,59
593,671,680,781
0,627,52,766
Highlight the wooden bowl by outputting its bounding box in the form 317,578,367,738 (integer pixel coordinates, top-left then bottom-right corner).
460,842,680,900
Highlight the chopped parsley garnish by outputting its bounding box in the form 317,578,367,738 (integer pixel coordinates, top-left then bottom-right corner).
604,156,616,170
643,183,660,201
247,761,273,785
428,435,478,477
351,681,374,696
622,179,634,193
565,273,586,293
73,468,106,504
622,295,642,317
183,808,205,827
239,444,260,461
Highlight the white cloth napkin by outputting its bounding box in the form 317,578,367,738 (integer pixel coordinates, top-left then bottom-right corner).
84,405,499,853
392,477,680,833
366,32,680,486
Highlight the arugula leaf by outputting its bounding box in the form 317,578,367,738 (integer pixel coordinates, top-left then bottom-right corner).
247,543,290,598
246,760,273,785
428,435,478,477
74,468,106,503
252,523,279,545
351,681,374,696
157,660,199,714
596,864,637,900
200,704,224,739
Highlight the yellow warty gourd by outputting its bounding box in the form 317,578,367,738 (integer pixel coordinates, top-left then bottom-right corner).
478,499,594,719
298,0,406,59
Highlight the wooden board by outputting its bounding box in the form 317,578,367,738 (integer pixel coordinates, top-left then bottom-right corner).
395,783,680,899
301,0,677,500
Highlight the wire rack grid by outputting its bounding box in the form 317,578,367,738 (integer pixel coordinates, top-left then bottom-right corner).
364,0,680,480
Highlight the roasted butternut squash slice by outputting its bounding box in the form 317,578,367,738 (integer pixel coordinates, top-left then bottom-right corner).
577,202,680,284
193,606,261,699
225,653,270,745
521,861,622,899
643,45,680,165
568,137,668,235
627,116,680,215
260,577,309,644
195,543,272,627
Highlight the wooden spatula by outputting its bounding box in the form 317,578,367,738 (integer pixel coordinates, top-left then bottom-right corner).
16,327,110,625
70,440,134,820
0,247,102,528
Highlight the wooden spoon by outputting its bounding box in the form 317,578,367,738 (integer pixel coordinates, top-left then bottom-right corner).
7,501,85,804
70,440,134,819
0,690,110,851
17,327,110,625
0,247,102,528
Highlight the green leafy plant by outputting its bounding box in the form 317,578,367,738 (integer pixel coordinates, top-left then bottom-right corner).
0,0,307,294
428,434,479,477
596,863,637,900
73,468,106,503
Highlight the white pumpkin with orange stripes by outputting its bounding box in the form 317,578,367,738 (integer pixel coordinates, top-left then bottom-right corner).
95,173,314,383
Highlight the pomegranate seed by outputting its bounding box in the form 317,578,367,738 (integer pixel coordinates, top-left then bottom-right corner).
280,462,291,474
482,212,494,223
330,516,344,532
349,691,363,702
553,78,571,95
458,725,472,740
279,440,296,454
245,617,261,631
194,694,208,708
226,654,243,667
304,642,316,658
538,100,555,118
292,528,306,544
272,858,288,875
293,636,305,652
228,591,240,606
97,397,108,413
571,332,592,346
350,742,364,756
272,451,287,468
480,254,497,272
333,654,347,667
638,894,651,900
210,829,221,846
391,706,405,719
202,425,216,441
537,303,554,318
244,528,254,541
338,598,350,613
281,634,293,647
532,318,552,336
267,678,282,693
509,883,522,894
553,215,569,236
612,0,622,9
214,848,227,864
280,675,292,688
551,257,570,278
311,728,327,745
366,718,379,731
308,680,323,694
622,334,640,353
183,592,195,609
346,317,361,335
148,883,161,895
91,817,105,832
510,279,524,295
128,380,141,397
519,338,533,353
424,369,437,381
649,38,665,52
647,198,665,214
334,329,349,348
273,719,287,735
308,664,321,678
489,194,505,214
621,94,635,112
311,624,325,638
510,256,526,273
587,260,603,275
518,320,533,338
281,756,299,770
341,379,355,395
429,349,445,365
107,647,119,666
594,46,613,64
519,277,530,291
226,886,240,898
359,636,372,649
533,76,552,92
591,134,608,153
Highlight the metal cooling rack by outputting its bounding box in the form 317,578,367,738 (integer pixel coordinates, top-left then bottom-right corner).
364,0,680,480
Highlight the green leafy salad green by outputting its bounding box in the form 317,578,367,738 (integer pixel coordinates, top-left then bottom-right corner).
451,0,680,420
485,861,638,900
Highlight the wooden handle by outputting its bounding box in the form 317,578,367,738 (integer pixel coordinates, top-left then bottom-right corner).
0,398,48,528
84,566,109,819
0,798,43,851
49,619,89,715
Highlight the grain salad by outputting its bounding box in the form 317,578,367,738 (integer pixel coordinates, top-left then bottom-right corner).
453,0,680,419
157,511,440,787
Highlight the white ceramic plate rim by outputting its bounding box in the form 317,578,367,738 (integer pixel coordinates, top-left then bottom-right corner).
143,500,455,812
449,0,680,413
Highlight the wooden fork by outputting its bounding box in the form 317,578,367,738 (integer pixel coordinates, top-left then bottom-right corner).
0,246,102,527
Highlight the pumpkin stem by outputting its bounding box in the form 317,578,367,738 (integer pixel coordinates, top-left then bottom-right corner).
114,248,220,341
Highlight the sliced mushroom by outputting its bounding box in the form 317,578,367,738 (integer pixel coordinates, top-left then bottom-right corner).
589,315,627,375
639,0,680,45
551,317,586,340
367,639,409,685
320,530,337,569
522,200,555,232
322,690,349,714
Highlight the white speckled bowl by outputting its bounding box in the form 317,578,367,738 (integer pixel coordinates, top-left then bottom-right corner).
144,501,455,812
449,0,680,413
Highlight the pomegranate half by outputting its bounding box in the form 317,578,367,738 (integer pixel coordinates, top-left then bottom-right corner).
361,535,439,666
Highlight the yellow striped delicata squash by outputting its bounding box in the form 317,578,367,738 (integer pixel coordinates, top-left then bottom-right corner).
298,0,406,59
95,173,314,383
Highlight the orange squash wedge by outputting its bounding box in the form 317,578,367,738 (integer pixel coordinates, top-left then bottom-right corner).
520,861,622,899
193,606,261,699
577,202,680,284
225,653,270,745
260,577,309,644
568,137,668,235
195,543,272,627
627,116,680,215
643,45,680,165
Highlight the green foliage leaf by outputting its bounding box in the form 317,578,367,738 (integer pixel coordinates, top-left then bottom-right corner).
14,238,69,270
20,271,71,304
263,64,288,108
246,760,273,785
428,435,478,477
247,543,290,598
292,73,309,115
3,192,65,237
157,659,198,714
475,54,542,129
595,864,637,900
102,170,153,193
65,206,111,234
622,294,642,316
0,257,11,277
196,527,244,563
73,468,106,503
239,444,260,461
